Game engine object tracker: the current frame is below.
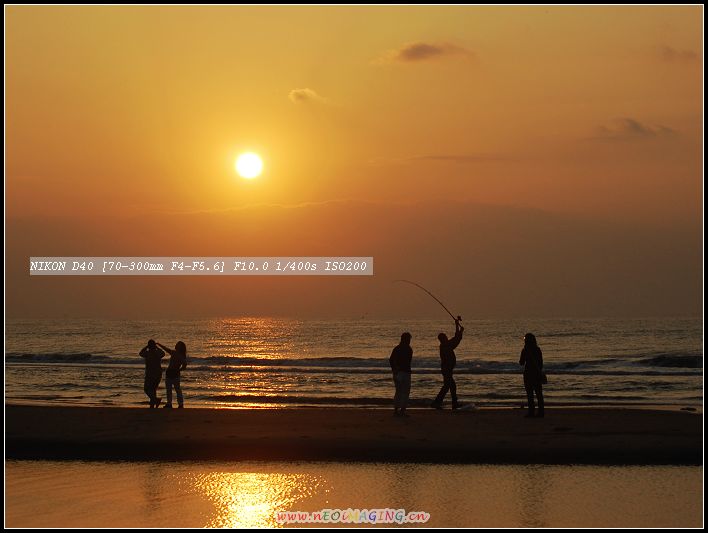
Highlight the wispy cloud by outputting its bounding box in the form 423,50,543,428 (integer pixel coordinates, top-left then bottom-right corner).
367,153,513,166
411,154,514,163
590,118,676,141
374,41,473,64
288,88,330,105
658,45,698,63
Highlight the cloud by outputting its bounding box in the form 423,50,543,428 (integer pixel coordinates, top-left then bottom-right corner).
288,88,329,105
374,41,473,64
367,153,513,166
410,154,514,163
659,45,698,63
591,118,676,141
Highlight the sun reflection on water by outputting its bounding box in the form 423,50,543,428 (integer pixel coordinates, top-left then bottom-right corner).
193,471,324,528
205,317,304,360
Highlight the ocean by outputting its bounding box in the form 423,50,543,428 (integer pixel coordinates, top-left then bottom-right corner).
5,317,702,408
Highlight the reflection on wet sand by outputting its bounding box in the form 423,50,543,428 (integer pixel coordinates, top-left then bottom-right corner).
192,471,325,528
5,461,702,528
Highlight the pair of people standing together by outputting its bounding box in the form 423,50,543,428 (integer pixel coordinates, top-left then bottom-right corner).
390,319,465,417
389,324,545,418
139,339,188,408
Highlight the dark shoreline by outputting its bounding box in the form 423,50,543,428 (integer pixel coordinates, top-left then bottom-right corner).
5,405,702,465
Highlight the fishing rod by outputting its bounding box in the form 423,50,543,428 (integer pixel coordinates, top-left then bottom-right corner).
395,279,462,323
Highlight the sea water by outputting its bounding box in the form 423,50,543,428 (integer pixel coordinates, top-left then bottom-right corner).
5,317,702,408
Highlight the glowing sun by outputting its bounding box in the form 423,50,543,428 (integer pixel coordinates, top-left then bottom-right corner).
235,152,263,179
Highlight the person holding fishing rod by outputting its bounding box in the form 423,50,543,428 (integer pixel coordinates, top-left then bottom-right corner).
395,280,467,410
431,317,464,410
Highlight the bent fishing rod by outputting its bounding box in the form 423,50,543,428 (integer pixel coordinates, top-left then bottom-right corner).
395,279,462,323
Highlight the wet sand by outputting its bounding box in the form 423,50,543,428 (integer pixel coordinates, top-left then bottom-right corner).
5,405,702,464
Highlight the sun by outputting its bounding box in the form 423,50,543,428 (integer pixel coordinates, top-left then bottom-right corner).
235,152,263,179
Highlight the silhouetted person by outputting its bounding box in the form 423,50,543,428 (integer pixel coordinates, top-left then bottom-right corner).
431,318,464,409
140,339,165,408
389,332,413,417
519,333,544,418
157,341,188,408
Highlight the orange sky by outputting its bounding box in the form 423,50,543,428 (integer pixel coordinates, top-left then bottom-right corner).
5,6,703,318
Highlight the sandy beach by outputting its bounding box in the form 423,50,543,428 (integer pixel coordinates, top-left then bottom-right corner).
5,405,701,465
